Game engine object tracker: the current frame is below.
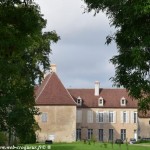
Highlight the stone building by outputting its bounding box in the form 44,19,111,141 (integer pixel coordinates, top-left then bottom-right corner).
35,65,150,142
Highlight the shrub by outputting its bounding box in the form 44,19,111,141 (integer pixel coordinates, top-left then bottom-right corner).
91,135,96,144
0,132,7,146
19,130,36,144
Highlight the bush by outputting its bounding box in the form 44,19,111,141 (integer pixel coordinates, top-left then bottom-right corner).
0,132,7,146
16,127,36,144
135,138,150,144
19,130,36,144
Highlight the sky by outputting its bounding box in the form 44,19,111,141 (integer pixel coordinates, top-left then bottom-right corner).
35,0,118,89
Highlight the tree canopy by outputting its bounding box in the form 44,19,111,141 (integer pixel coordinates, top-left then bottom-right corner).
0,0,59,144
84,0,150,112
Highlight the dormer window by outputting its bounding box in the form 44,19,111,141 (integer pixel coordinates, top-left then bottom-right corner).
77,96,82,106
98,97,104,106
120,97,126,106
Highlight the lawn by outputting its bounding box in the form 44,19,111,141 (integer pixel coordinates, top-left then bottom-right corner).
24,142,150,150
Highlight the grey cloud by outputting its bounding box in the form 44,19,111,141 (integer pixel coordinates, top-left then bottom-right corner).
36,0,118,88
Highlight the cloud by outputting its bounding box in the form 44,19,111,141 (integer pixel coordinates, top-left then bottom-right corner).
35,0,118,88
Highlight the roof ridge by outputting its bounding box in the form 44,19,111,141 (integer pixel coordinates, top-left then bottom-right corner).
68,88,126,90
36,72,76,105
35,73,53,101
55,74,76,105
65,88,77,105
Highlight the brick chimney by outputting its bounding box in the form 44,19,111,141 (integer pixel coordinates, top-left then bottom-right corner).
50,64,57,73
95,81,100,96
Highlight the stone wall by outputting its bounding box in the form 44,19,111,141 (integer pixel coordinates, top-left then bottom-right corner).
77,108,138,142
35,105,76,142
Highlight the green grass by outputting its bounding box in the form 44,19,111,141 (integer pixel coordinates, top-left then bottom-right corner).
23,142,150,150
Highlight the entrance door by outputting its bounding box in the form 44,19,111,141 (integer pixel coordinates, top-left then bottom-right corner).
134,130,137,141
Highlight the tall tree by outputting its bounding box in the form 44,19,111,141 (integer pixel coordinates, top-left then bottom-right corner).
84,0,150,112
0,0,59,144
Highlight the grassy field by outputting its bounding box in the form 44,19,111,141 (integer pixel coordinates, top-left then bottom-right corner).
24,142,150,150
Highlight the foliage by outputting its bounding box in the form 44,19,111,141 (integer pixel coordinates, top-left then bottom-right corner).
0,0,59,144
91,136,96,144
137,138,150,144
84,0,150,112
0,132,7,146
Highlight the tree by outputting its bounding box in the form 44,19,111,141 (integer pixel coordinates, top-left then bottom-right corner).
0,0,59,144
84,0,150,112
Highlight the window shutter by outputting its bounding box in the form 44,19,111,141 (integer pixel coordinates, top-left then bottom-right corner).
126,111,129,123
87,110,93,123
91,111,93,123
76,110,79,123
113,111,116,123
131,111,134,123
104,111,109,123
135,112,137,123
96,111,99,123
77,110,82,123
87,111,90,123
121,111,123,123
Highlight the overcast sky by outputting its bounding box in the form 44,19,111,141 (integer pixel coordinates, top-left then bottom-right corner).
35,0,118,89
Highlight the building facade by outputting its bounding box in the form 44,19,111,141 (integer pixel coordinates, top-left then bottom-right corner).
35,65,150,142
35,66,76,142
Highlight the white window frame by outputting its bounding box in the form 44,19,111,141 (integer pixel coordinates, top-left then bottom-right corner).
97,111,114,123
98,97,104,106
76,96,82,106
131,111,137,123
98,112,104,123
109,129,114,141
121,129,126,141
133,112,137,123
76,129,81,141
41,112,48,122
99,129,104,141
87,129,93,140
120,97,126,106
123,111,127,123
121,111,129,123
109,111,116,123
109,111,114,123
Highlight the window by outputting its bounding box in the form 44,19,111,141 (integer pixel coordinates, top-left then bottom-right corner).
120,97,126,106
121,129,126,141
109,129,114,141
122,99,125,105
123,111,127,123
77,110,82,123
99,112,104,123
98,97,104,106
77,96,82,106
41,113,47,122
97,111,113,123
87,110,93,123
88,129,93,140
108,111,116,123
99,129,103,141
109,112,114,123
131,111,137,123
133,112,137,123
121,111,129,123
76,129,81,141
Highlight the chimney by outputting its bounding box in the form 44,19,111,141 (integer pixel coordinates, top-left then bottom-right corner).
95,81,100,96
50,64,57,73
